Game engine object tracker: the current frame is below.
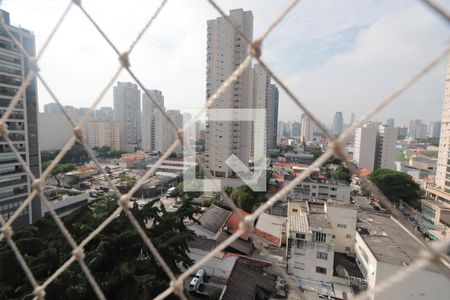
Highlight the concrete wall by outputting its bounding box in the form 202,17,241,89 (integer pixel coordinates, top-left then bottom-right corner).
38,112,82,151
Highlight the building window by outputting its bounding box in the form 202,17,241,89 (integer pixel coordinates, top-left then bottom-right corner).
317,252,328,260
296,240,307,249
296,233,305,239
346,234,352,239
316,266,327,274
345,246,351,252
337,223,347,228
314,232,326,243
294,262,305,270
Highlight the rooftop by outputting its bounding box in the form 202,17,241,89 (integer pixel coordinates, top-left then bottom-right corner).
224,209,251,240
187,236,216,252
198,205,231,235
254,212,284,247
307,213,332,230
221,258,276,300
357,212,430,267
289,212,309,233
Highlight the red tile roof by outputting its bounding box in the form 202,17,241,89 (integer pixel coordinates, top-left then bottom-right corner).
224,209,251,240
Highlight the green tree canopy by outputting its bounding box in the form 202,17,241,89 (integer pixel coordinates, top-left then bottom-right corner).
368,168,421,208
0,194,197,299
42,160,75,187
230,185,266,213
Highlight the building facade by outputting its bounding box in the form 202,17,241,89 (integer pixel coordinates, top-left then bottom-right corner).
205,9,254,177
0,10,41,227
87,119,120,150
38,112,82,151
141,89,166,153
267,84,279,149
113,82,141,152
300,116,314,144
332,112,343,136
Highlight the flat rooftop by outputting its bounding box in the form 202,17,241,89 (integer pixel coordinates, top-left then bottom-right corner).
290,212,309,233
307,213,332,229
357,213,430,267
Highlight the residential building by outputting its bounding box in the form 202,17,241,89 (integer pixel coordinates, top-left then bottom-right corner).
141,89,166,153
277,120,284,137
375,124,397,170
284,152,314,164
113,82,141,152
408,119,427,140
252,64,269,154
0,10,41,227
287,179,351,203
353,123,378,171
267,84,279,149
332,112,343,136
350,113,355,125
428,121,441,139
287,201,356,283
397,126,408,139
355,212,450,299
409,156,436,172
94,106,113,120
291,121,301,138
38,112,82,151
354,123,397,171
43,102,60,113
205,9,253,177
435,58,450,193
300,115,314,144
87,119,120,150
166,109,183,155
283,121,292,137
386,118,395,128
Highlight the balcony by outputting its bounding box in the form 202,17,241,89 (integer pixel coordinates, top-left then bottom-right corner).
0,185,28,200
0,176,27,188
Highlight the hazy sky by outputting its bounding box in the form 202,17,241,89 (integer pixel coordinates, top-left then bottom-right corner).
2,0,450,126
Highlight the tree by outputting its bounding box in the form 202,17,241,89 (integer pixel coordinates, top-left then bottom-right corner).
310,148,322,160
335,165,351,184
368,169,421,209
224,186,233,197
0,194,197,300
42,160,75,187
230,185,265,213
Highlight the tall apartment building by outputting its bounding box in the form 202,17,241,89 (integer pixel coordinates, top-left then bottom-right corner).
407,119,427,140
277,120,284,137
206,9,253,177
87,119,120,150
166,109,183,155
252,64,269,156
286,201,357,284
353,122,397,171
38,111,82,151
300,115,314,144
332,112,343,136
43,102,60,113
386,118,395,128
113,82,141,152
141,89,165,153
0,10,41,227
94,106,113,120
435,58,450,191
267,84,279,149
428,121,441,139
291,121,301,138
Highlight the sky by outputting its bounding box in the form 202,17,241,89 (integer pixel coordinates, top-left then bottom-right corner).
1,0,450,126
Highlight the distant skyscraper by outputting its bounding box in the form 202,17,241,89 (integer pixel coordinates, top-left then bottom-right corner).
206,9,253,177
429,121,441,139
408,119,427,140
332,112,343,136
87,119,120,151
141,90,165,153
354,122,397,171
43,102,60,113
278,121,284,137
291,121,301,137
95,107,113,120
0,10,41,227
386,118,395,128
301,116,314,144
113,82,141,152
350,113,355,125
166,110,183,155
252,64,269,155
267,84,279,149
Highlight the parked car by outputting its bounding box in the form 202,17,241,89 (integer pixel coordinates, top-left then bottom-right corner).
187,269,206,292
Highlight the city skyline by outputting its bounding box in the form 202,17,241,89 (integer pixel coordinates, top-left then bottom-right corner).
2,0,450,125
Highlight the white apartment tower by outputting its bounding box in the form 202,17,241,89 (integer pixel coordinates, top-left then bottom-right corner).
332,112,343,136
206,9,254,177
113,82,141,152
166,109,183,155
141,90,166,153
252,64,269,155
300,116,314,144
436,58,450,190
87,119,120,151
0,10,41,227
354,122,397,171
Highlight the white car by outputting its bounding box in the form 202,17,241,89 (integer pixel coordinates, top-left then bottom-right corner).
187,269,206,292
